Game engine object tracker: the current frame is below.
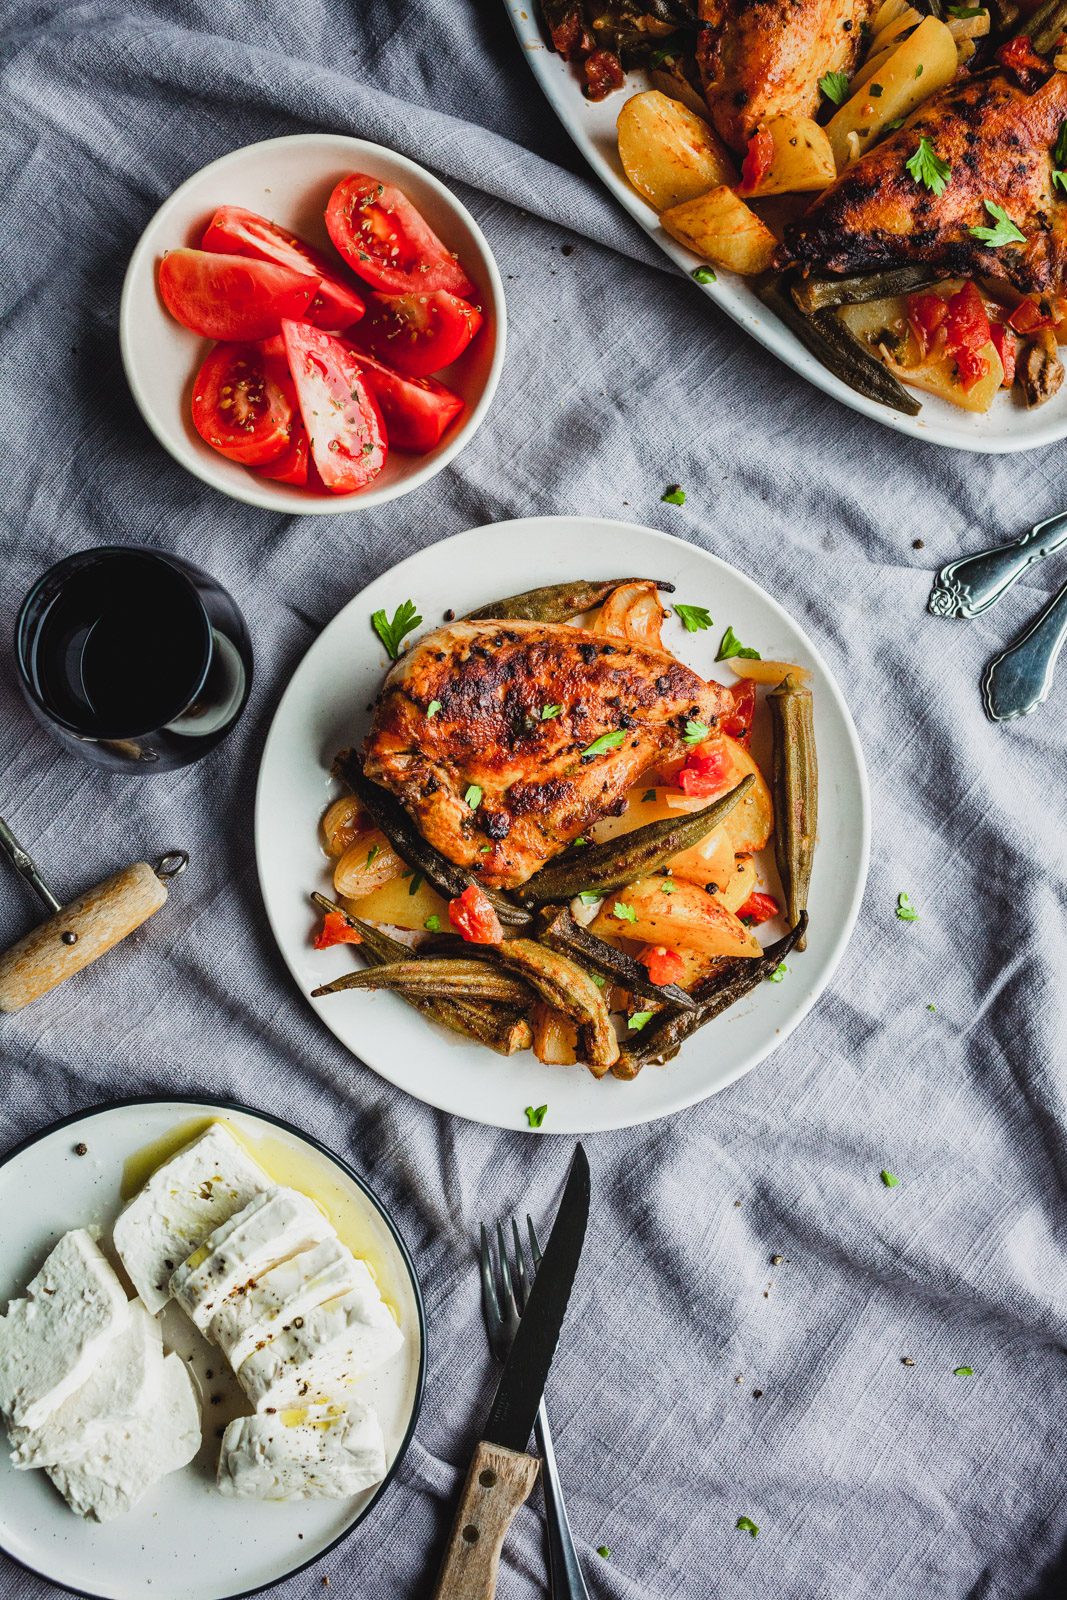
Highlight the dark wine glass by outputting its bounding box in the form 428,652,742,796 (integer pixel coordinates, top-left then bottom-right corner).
14,546,253,772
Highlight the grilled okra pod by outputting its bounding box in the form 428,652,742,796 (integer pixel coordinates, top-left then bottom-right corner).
759,276,921,416
790,265,937,315
768,675,817,953
612,916,808,1078
311,959,534,1005
537,905,698,1011
310,899,530,1054
515,775,753,905
332,750,530,927
493,938,619,1075
463,577,674,623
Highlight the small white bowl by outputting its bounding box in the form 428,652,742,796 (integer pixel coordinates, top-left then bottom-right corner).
120,134,506,515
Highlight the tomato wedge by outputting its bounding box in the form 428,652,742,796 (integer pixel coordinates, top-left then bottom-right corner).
355,289,482,378
736,892,778,926
280,320,387,494
349,348,463,450
720,679,756,749
159,250,320,340
738,126,774,196
191,340,297,465
990,323,1017,388
325,174,474,297
677,740,732,798
314,910,362,949
638,946,687,986
448,885,503,945
255,415,310,484
201,206,365,330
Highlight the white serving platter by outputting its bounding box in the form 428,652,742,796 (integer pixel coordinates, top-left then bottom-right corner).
503,1,1066,454
255,515,870,1134
0,1098,425,1600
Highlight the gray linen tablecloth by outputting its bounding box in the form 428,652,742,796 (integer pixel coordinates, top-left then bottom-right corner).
2,3,1067,1596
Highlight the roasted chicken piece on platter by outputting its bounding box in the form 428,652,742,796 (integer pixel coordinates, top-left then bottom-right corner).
785,61,1067,293
696,0,878,153
362,619,731,890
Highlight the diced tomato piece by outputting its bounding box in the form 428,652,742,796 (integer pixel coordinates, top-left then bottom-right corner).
583,48,624,100
677,740,732,798
736,892,778,926
326,174,474,297
721,679,756,749
639,945,687,987
201,206,365,330
1007,298,1055,334
738,126,774,196
545,3,588,57
280,320,388,494
256,416,310,484
159,249,319,340
348,348,463,451
995,36,1050,91
990,323,1017,388
907,292,948,358
943,281,991,392
355,290,482,379
191,339,297,466
448,884,503,945
314,910,362,949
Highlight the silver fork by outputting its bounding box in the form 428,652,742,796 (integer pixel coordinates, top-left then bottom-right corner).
481,1218,591,1600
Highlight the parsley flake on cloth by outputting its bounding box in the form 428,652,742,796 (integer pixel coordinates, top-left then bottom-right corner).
881,1170,900,1188
896,892,919,921
372,599,422,659
736,1517,759,1538
662,485,686,505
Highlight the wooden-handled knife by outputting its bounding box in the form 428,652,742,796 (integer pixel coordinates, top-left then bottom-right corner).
432,1144,590,1600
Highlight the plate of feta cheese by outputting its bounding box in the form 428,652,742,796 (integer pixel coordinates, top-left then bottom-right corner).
0,1098,425,1600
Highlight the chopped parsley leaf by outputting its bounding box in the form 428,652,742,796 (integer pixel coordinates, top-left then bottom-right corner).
870,83,883,97
579,891,602,905
427,700,441,718
525,1104,548,1129
642,787,658,802
541,704,562,720
628,1010,654,1032
969,200,1025,248
683,718,709,744
372,599,422,659
896,892,919,922
581,730,626,758
597,1547,611,1559
648,37,680,68
736,1517,759,1538
612,901,638,924
953,1366,974,1376
881,1170,900,1188
464,784,482,809
407,872,424,896
692,266,716,284
915,63,923,78
905,136,950,196
365,844,379,868
819,71,849,105
947,5,984,14
766,963,787,983
424,914,441,932
662,484,686,505
675,602,713,633
590,972,607,988
716,624,761,662
660,879,676,894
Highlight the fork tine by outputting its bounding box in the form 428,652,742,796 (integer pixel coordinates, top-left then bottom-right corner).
510,1217,529,1312
496,1222,518,1323
480,1223,502,1340
527,1214,543,1269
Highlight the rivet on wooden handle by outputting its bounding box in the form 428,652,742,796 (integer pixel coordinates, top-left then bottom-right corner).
431,1439,540,1600
0,862,167,1014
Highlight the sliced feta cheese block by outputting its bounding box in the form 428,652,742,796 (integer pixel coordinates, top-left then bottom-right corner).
237,1267,403,1412
113,1123,271,1314
0,1229,129,1430
9,1298,163,1469
210,1237,368,1371
217,1401,387,1500
46,1351,201,1522
171,1186,334,1334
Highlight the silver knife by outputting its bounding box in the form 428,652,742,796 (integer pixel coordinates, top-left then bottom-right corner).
432,1144,590,1600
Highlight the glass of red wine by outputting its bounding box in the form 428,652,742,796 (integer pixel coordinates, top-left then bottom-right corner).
15,547,253,771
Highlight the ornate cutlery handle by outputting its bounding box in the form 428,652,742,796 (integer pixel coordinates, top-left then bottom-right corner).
982,576,1067,721
535,1402,591,1600
928,510,1067,619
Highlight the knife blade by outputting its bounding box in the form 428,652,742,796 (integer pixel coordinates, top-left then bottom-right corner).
431,1142,590,1600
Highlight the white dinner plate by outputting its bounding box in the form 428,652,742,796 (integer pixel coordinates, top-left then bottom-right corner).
0,1098,425,1600
503,2,1066,455
255,515,870,1133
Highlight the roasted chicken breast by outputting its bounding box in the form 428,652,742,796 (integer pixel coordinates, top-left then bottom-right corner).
362,620,731,890
697,0,876,154
785,67,1067,293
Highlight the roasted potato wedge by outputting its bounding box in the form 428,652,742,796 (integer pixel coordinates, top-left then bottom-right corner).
346,870,448,931
590,877,762,958
882,340,1004,413
665,823,736,892
826,16,957,170
744,115,836,196
714,854,758,914
660,186,777,276
617,90,737,212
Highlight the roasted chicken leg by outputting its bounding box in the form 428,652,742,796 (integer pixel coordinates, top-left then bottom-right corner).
697,0,876,154
363,620,731,890
786,66,1067,294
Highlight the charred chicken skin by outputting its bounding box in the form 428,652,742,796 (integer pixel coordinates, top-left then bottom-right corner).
362,619,731,890
697,0,877,154
785,67,1067,294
